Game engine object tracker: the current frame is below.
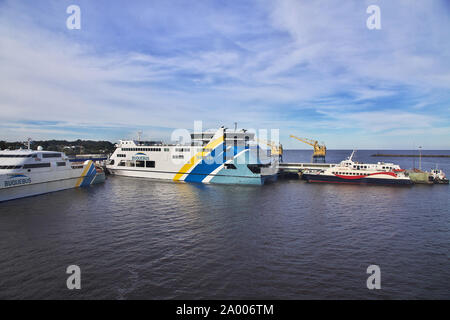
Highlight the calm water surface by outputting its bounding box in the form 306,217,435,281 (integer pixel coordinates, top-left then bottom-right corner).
0,150,449,299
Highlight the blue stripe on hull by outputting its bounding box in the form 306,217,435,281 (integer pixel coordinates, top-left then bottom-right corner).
80,164,97,187
184,143,225,183
303,174,412,185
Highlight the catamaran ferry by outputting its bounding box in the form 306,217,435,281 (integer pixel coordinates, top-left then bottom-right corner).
0,147,104,202
302,151,411,185
106,127,279,185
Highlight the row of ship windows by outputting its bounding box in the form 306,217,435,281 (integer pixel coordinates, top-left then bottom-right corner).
117,154,185,159
334,172,367,175
114,160,238,170
352,165,393,170
0,153,61,158
0,162,69,169
121,148,168,152
0,154,36,158
117,160,155,168
120,148,211,153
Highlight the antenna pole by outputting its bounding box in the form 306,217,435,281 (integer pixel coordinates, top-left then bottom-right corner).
419,146,422,170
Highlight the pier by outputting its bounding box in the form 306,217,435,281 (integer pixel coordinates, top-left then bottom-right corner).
371,153,450,158
278,162,336,174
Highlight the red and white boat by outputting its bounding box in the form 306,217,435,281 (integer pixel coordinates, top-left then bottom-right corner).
302,151,411,185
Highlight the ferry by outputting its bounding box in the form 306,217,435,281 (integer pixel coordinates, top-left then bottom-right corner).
106,127,279,185
302,151,411,185
0,146,105,202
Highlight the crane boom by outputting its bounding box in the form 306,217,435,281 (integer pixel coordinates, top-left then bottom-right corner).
290,134,326,162
256,138,283,160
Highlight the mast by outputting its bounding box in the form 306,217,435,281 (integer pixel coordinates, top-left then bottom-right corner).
24,138,32,150
419,146,422,171
349,150,356,161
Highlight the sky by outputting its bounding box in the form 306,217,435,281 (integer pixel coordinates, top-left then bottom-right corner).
0,0,449,149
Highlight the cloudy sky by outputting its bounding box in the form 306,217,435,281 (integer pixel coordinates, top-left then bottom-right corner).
1,0,449,149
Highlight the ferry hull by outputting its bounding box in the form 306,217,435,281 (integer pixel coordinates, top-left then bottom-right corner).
1,176,82,202
303,174,412,185
0,162,103,202
109,168,276,185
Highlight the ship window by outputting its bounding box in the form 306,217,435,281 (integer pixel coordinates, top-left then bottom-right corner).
0,165,22,169
172,155,184,159
118,161,125,166
117,154,126,157
136,160,145,167
23,163,51,169
225,163,237,169
164,148,169,152
146,161,155,168
247,164,261,174
175,148,190,152
0,154,35,158
126,161,135,167
57,162,66,166
42,153,61,158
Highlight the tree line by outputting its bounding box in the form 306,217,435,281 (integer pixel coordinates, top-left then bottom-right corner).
0,139,115,155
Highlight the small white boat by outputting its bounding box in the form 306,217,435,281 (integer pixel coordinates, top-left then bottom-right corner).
430,168,449,184
0,146,104,202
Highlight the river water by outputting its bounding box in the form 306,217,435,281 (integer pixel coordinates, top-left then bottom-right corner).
0,150,449,299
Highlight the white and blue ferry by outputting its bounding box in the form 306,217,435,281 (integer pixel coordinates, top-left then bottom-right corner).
0,146,104,202
106,127,279,185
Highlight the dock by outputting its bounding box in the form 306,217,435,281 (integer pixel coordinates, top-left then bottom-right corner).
278,162,336,174
371,153,450,158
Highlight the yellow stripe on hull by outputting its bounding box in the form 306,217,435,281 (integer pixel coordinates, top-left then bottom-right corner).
75,160,93,187
173,135,224,181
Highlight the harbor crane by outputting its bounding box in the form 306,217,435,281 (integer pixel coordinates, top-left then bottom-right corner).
290,135,326,163
256,138,283,162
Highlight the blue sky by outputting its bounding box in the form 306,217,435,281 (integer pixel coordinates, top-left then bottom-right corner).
0,0,449,149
